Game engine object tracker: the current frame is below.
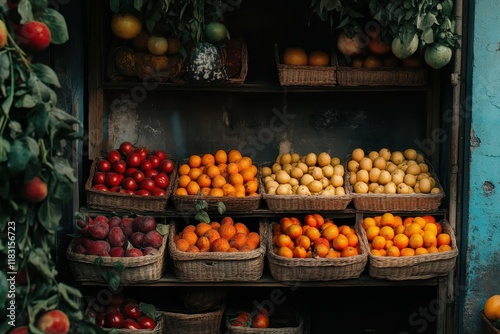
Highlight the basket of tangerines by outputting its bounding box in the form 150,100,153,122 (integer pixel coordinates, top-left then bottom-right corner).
357,213,458,280
171,149,262,212
168,216,266,281
267,214,368,281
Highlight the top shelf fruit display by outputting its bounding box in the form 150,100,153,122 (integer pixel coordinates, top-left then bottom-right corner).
107,0,247,84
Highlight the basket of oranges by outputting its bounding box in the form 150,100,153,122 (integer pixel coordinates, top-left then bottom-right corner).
171,150,262,212
168,217,266,281
275,44,337,86
266,214,368,281
357,213,458,280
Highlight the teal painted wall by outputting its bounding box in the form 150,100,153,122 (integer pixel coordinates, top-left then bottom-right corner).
462,0,500,332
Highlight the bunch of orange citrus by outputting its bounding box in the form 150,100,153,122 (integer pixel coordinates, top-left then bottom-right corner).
174,217,260,253
174,149,259,197
362,213,452,257
272,214,360,259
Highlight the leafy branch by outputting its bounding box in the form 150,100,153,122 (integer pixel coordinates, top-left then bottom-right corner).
194,199,226,223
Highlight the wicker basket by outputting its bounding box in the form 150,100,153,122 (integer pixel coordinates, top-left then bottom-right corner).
346,157,445,212
275,44,337,86
226,312,304,334
336,66,428,86
66,234,168,283
101,316,164,333
259,162,351,212
481,311,500,334
163,304,225,334
266,223,367,281
225,38,248,85
168,220,266,281
85,157,177,213
358,219,458,280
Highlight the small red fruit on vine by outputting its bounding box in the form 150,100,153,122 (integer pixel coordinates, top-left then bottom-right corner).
36,309,70,334
16,21,51,52
20,176,48,203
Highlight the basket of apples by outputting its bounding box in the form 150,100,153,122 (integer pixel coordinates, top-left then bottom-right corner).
85,293,164,333
85,141,177,212
66,214,169,283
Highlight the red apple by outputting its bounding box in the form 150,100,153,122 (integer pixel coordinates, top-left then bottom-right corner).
36,309,70,334
20,176,47,203
9,326,28,334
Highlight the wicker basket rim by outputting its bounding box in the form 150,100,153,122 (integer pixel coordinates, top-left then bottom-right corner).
337,66,428,72
358,219,458,266
102,314,164,333
226,38,248,84
274,43,338,70
163,303,225,317
168,221,267,261
66,234,168,267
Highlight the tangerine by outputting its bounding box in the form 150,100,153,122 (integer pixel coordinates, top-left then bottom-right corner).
308,50,329,66
283,47,307,66
215,150,228,164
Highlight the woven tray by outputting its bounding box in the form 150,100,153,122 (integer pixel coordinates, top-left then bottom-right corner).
168,221,266,281
275,44,337,86
358,219,458,280
481,311,500,334
102,316,164,333
163,304,225,334
266,223,367,281
259,163,351,212
85,157,177,213
336,66,428,86
66,234,168,283
226,312,303,334
347,157,445,212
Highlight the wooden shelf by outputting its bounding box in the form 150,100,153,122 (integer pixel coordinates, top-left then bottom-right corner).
77,271,443,287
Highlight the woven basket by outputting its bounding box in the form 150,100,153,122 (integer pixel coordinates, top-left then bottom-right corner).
346,157,445,212
101,316,164,333
168,221,266,281
336,66,428,86
226,38,248,85
171,157,262,212
66,234,168,283
85,157,177,213
481,311,500,334
259,162,351,212
226,312,303,334
266,223,367,281
275,44,337,86
163,304,225,334
358,219,458,280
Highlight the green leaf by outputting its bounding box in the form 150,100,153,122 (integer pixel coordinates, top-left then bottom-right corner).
38,8,69,44
113,260,125,273
421,27,434,44
50,107,80,124
195,210,210,223
29,248,57,279
0,271,7,314
139,302,162,320
57,283,81,310
31,0,48,9
195,199,208,211
52,157,77,182
109,0,120,13
422,12,438,30
0,138,11,163
27,104,49,137
15,93,38,108
442,0,453,17
108,271,121,291
38,197,62,232
31,63,62,88
18,0,34,23
7,137,39,173
134,0,144,11
217,201,226,215
156,223,169,236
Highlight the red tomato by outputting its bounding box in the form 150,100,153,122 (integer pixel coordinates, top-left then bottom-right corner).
127,153,142,167
139,178,156,192
93,172,105,185
119,141,134,156
159,159,174,174
149,155,161,169
140,159,153,172
132,170,145,183
112,160,127,174
138,316,156,330
153,150,166,161
97,160,111,172
96,314,105,327
135,147,148,161
122,319,141,329
15,21,51,52
252,314,269,328
105,173,122,188
125,167,138,177
123,302,142,320
135,189,150,196
107,150,122,164
153,173,169,189
145,169,158,178
122,177,137,191
93,184,108,192
152,189,166,196
105,311,124,328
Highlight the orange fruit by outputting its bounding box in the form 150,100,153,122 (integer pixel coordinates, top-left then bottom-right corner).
286,224,303,239
215,150,228,164
423,231,437,248
405,223,422,237
326,249,341,258
385,239,394,250
314,237,330,249
211,175,227,188
204,229,221,243
196,236,211,252
227,149,243,163
219,224,237,240
186,181,201,195
201,153,215,166
230,233,248,249
332,234,349,251
362,217,377,230
292,246,307,258
339,225,353,236
244,179,258,194
277,246,293,258
188,155,201,168
228,247,239,253
415,247,429,255
436,233,451,246
205,165,221,179
209,188,224,197
341,246,359,257
422,215,437,224
386,245,400,257
347,233,359,247
178,163,190,176
314,243,329,257
400,247,415,256
413,217,427,228
395,225,406,235
427,246,439,253
322,224,339,241
283,47,307,66
111,14,142,40
365,226,381,241
409,233,424,249
240,168,256,182
295,235,311,249
234,222,249,235
222,183,236,196
246,232,260,249
276,234,292,248
183,225,196,234
393,233,409,250
200,187,211,196
229,173,244,186
175,187,188,196
226,162,239,175
210,238,230,252
438,245,452,252
210,221,221,231
220,217,234,226
175,238,190,251
236,157,252,171
197,174,212,188
188,168,203,181
371,249,382,256
380,212,395,227
379,226,395,240
308,50,329,66
368,36,391,55
304,227,321,242
186,245,200,252
423,222,438,236
178,175,191,188
195,222,212,237
393,215,403,227
371,236,386,250
484,295,500,322
182,231,198,246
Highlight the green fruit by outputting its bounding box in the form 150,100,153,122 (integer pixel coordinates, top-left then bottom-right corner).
205,22,230,44
391,34,419,59
424,44,452,69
